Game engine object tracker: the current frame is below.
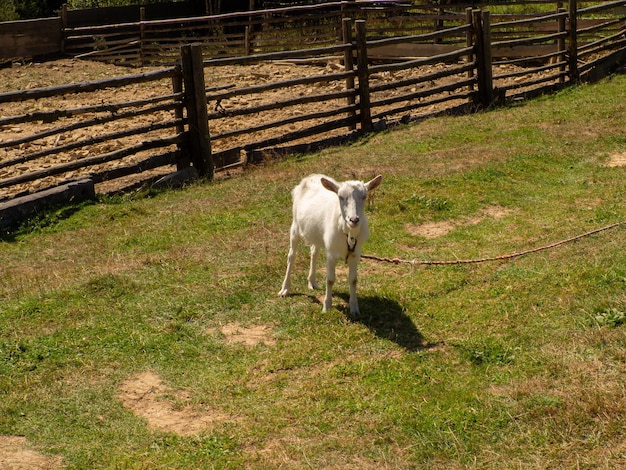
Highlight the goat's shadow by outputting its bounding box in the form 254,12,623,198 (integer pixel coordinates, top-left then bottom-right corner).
336,293,431,352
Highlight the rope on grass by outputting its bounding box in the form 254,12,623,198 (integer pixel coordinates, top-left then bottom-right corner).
361,221,626,267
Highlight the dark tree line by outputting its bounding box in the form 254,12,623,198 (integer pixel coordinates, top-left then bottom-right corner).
0,0,332,20
0,0,450,22
1,0,67,20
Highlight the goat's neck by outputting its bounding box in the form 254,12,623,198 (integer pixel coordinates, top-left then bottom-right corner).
336,216,360,260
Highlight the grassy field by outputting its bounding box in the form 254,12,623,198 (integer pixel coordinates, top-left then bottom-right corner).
1,74,625,469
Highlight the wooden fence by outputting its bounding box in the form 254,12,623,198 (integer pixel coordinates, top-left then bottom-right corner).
3,1,623,65
0,17,62,60
0,67,186,200
0,2,625,223
57,1,626,66
58,1,527,65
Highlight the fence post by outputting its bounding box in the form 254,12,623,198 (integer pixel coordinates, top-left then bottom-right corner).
342,18,357,131
558,8,567,83
355,20,372,133
180,44,213,180
568,0,579,82
245,26,251,56
140,7,146,66
246,0,254,55
465,7,475,92
60,3,68,55
473,9,494,108
171,66,190,171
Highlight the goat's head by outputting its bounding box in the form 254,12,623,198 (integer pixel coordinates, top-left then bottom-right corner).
321,175,382,228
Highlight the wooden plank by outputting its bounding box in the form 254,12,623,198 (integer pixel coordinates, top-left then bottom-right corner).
371,78,475,109
211,103,358,141
0,179,95,229
244,132,360,165
241,115,357,152
0,17,62,59
369,46,473,75
369,63,475,94
0,119,184,171
213,148,244,169
90,151,176,184
498,70,566,92
0,101,179,149
0,67,178,104
492,44,559,58
0,91,181,127
208,88,356,121
152,166,199,190
0,135,184,190
355,20,372,132
579,46,626,83
371,89,474,122
66,5,140,28
368,43,461,60
206,70,353,101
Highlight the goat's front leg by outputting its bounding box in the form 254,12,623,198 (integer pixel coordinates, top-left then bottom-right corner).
307,244,320,290
323,255,337,312
278,222,298,297
347,253,360,316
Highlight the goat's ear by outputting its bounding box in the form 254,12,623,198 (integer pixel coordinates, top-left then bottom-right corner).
321,177,339,194
365,175,383,192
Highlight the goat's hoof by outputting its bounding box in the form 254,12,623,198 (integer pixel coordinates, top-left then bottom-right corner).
308,282,319,290
278,289,290,297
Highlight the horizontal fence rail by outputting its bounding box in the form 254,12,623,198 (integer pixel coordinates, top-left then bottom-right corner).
0,1,625,212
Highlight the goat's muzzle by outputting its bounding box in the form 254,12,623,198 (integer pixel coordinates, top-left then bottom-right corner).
347,216,360,227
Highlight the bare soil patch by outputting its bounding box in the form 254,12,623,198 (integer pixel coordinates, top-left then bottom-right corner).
604,152,626,167
0,436,62,470
406,220,456,239
118,371,231,435
219,322,277,347
406,204,513,238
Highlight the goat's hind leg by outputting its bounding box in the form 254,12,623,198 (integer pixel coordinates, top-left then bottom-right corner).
307,244,320,290
278,222,299,297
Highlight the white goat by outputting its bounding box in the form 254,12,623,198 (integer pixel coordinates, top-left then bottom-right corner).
278,174,383,316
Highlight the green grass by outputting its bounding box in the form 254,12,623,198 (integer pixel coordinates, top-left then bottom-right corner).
1,75,626,468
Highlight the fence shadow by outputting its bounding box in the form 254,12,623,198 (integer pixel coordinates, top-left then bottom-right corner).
337,293,432,352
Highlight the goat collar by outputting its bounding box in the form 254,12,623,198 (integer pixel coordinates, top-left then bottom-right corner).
340,218,358,256
347,234,357,253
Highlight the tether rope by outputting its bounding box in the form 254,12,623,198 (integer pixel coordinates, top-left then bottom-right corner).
361,221,625,266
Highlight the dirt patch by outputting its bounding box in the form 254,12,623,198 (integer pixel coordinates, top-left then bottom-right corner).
406,204,513,238
0,436,62,470
118,371,231,435
406,220,456,238
219,322,276,347
604,152,626,167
